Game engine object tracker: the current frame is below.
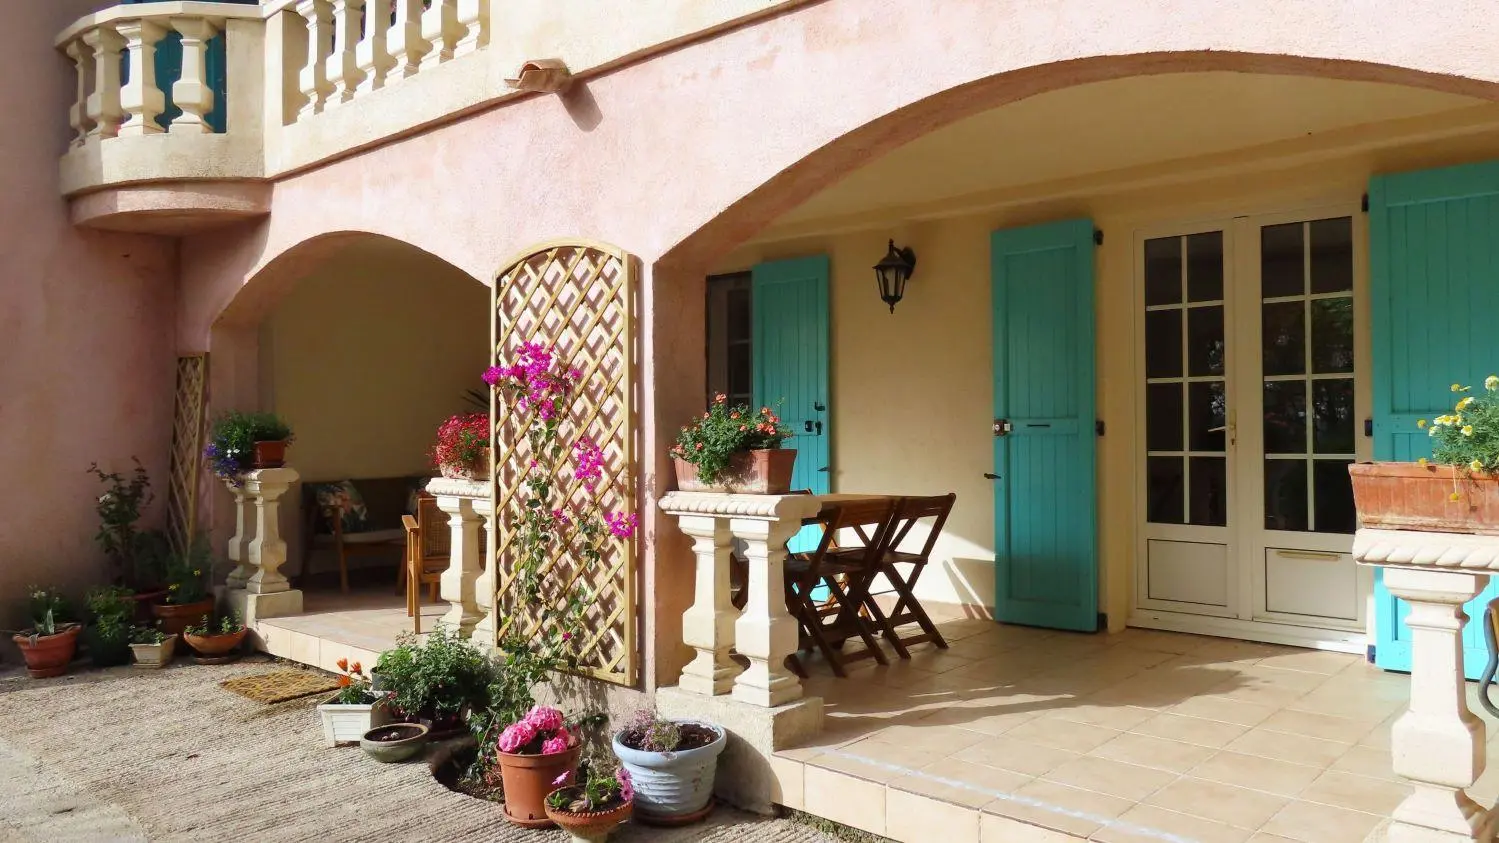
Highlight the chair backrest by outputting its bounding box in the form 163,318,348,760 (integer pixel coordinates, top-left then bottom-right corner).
887,493,957,563
415,494,450,560
800,498,897,582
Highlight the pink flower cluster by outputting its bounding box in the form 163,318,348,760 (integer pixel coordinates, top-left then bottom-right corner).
483,342,579,422
498,706,573,756
497,720,536,753
573,438,605,488
526,705,565,732
616,766,635,803
604,511,638,539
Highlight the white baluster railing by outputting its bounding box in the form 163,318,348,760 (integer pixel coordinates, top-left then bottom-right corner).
324,0,364,106
354,0,394,95
170,16,220,134
419,0,459,70
295,0,334,117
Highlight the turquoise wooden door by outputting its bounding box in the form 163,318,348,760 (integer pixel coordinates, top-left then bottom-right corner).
991,220,1099,631
751,256,831,553
1370,160,1499,679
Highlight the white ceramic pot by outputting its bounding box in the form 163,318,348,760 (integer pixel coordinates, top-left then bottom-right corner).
318,696,393,747
129,634,177,669
612,721,726,821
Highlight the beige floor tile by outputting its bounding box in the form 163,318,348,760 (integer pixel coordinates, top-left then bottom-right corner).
1258,799,1384,843
803,765,887,835
952,734,1080,778
984,778,1133,839
1092,731,1218,773
838,737,948,771
1287,690,1405,723
1297,770,1411,815
885,787,980,843
892,757,1032,809
1187,750,1323,797
945,631,1023,660
1042,702,1156,732
869,723,992,755
1259,708,1378,744
1254,649,1360,675
1006,717,1121,753
1223,727,1352,768
1145,777,1291,829
1111,629,1215,655
769,756,804,810
805,751,903,784
979,813,1080,843
1094,803,1251,843
1169,695,1278,727
1040,755,1175,802
921,705,1043,736
1246,834,1304,843
1329,745,1402,783
1132,712,1249,748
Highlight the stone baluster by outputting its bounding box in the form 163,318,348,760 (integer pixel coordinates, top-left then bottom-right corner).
731,509,810,707
453,0,489,58
169,17,219,134
223,482,256,589
324,0,365,106
419,0,459,70
243,468,299,594
295,0,334,118
386,0,430,82
65,40,95,147
471,502,497,648
116,19,167,136
83,26,125,140
429,478,486,635
674,514,740,695
354,0,394,95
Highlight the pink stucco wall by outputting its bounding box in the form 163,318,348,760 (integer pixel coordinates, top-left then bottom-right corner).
0,2,177,633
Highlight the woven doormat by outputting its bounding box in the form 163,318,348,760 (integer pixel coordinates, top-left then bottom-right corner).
220,670,338,704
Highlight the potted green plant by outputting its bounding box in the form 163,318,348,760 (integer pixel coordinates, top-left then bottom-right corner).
151,533,214,637
9,587,81,678
205,410,295,481
494,705,582,828
545,751,634,840
83,585,135,667
318,658,393,747
374,627,493,738
612,711,725,824
1352,376,1499,532
87,459,156,592
670,394,794,493
183,612,247,663
128,624,176,669
430,412,491,480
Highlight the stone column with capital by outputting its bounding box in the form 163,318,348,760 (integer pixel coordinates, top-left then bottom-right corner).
470,503,497,649
244,468,299,594
729,494,820,708
223,481,255,589
668,512,740,695
428,477,486,635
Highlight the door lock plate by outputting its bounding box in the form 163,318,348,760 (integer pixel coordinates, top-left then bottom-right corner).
993,418,1012,437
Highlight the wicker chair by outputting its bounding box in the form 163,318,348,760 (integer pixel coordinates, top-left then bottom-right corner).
401,493,448,633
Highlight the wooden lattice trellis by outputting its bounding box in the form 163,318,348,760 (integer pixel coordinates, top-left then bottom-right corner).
166,355,209,558
491,241,637,686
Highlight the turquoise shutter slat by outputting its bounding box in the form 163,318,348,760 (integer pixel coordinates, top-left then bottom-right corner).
1370,160,1499,678
991,219,1099,631
751,256,831,554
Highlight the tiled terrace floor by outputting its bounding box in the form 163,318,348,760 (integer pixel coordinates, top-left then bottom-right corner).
254,585,443,674
773,619,1499,843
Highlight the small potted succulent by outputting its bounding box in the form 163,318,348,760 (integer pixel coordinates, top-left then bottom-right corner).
83,585,135,667
670,394,794,493
495,705,583,828
183,612,247,663
429,412,491,480
9,587,80,678
612,711,726,824
128,624,176,669
545,751,634,841
318,658,393,747
150,534,214,637
205,410,295,481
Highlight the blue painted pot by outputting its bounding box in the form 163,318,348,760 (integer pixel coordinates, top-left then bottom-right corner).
612,722,726,821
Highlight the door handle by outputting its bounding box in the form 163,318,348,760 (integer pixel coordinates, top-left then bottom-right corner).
814,402,826,412
804,420,814,433
818,467,830,472
992,419,1012,437
984,473,1001,480
814,421,823,435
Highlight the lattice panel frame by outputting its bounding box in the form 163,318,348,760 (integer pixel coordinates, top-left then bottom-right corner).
490,241,638,686
166,355,209,558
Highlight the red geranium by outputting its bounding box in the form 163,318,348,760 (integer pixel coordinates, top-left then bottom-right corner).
430,413,489,475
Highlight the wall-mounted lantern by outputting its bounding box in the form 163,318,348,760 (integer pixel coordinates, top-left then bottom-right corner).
873,239,917,313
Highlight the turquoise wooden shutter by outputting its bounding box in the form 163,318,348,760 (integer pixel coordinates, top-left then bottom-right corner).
1370,160,1499,678
751,256,831,554
991,220,1098,631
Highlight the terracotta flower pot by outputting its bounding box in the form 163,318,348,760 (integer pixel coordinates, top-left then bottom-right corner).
253,439,288,469
673,448,797,494
544,791,633,840
183,628,248,657
12,625,81,678
498,743,583,829
151,598,214,637
1349,462,1499,535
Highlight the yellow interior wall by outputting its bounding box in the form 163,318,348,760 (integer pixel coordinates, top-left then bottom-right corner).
717,129,1499,631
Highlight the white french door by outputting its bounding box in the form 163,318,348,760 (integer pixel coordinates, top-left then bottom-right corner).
1133,205,1373,646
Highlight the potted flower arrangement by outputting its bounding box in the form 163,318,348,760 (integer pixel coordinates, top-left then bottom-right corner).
670,394,794,493
151,533,214,636
430,412,490,480
495,705,583,828
204,410,295,482
183,612,247,663
83,585,135,667
128,624,176,669
612,711,726,824
318,658,393,747
545,752,634,841
1352,377,1499,533
374,627,493,738
10,587,80,678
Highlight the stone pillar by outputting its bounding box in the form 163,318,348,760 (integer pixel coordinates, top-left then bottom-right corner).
471,503,497,649
429,477,486,635
671,513,740,695
169,17,219,133
295,0,333,118
223,482,255,589
244,468,299,594
731,513,807,707
65,39,95,147
116,19,167,136
83,25,125,139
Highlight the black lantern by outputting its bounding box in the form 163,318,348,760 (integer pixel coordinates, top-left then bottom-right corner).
873,239,917,313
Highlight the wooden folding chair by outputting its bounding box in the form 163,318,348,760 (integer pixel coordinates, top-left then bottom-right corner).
784,498,898,678
871,493,957,651
401,495,447,633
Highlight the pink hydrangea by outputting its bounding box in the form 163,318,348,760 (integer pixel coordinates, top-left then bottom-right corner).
497,721,537,754
541,736,570,755
525,705,565,733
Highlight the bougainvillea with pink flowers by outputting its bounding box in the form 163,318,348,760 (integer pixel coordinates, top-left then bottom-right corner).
497,705,576,756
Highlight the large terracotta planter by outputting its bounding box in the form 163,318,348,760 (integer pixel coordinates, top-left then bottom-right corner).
12,625,81,678
673,449,797,494
151,598,214,637
439,448,491,481
544,791,633,840
183,628,248,657
1349,462,1499,535
498,743,584,829
252,439,288,469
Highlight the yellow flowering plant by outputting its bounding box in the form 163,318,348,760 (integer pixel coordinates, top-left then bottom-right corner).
1418,376,1499,498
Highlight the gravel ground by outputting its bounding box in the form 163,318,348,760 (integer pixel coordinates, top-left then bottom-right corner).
0,655,837,843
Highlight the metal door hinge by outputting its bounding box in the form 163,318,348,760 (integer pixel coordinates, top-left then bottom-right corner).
1093,229,1104,246
1364,418,1374,437
993,418,1012,437
1096,419,1105,437
1361,193,1369,213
